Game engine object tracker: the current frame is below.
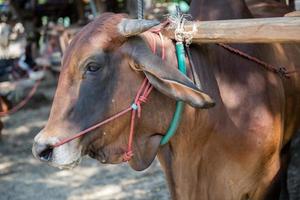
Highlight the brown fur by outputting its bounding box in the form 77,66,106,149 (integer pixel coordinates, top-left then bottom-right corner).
246,0,293,17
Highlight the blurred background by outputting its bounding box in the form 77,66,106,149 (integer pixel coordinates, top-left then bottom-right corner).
0,0,299,200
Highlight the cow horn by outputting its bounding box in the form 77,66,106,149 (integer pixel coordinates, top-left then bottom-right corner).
118,19,160,37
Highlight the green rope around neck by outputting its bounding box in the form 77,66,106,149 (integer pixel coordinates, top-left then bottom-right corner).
160,42,186,145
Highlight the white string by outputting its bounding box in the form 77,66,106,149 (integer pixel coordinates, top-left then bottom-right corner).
167,13,197,45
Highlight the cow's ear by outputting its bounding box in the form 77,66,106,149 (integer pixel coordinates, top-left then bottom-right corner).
121,37,215,109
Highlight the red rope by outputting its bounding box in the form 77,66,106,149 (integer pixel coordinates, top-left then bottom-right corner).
218,43,299,78
123,31,162,161
0,79,42,117
52,106,133,148
52,77,153,162
158,32,166,60
123,80,153,162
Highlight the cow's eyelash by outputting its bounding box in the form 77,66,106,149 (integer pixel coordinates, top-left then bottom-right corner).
86,63,102,72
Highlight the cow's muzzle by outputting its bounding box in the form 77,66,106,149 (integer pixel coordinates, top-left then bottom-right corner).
32,130,82,169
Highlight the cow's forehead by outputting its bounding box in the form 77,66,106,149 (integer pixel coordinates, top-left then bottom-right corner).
62,13,127,71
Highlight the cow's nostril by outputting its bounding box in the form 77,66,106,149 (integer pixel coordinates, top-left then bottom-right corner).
34,143,54,162
39,147,53,162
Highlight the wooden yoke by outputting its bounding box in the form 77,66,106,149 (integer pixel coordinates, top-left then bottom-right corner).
162,15,300,43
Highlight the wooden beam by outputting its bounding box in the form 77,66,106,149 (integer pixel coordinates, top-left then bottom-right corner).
162,16,300,43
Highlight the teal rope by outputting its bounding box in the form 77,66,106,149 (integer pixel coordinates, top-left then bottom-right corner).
160,42,186,145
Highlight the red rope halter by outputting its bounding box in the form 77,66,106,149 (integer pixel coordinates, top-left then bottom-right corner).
52,78,153,162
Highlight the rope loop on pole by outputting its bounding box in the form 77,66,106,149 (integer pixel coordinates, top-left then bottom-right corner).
167,7,197,45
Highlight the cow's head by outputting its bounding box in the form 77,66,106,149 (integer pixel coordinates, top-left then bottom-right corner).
32,13,214,171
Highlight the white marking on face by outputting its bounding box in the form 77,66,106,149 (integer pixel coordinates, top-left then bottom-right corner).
52,142,82,167
35,135,82,168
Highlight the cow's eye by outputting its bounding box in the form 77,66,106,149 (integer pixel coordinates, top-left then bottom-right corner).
86,63,101,72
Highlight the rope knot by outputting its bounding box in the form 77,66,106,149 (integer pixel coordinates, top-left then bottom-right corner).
278,67,290,79
122,150,134,162
132,102,142,117
138,95,148,103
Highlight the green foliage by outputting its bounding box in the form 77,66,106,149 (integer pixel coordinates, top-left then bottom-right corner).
154,0,190,4
38,0,47,5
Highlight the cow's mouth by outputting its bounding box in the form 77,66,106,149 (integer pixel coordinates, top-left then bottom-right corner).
87,146,125,164
51,157,82,170
43,144,83,170
88,148,109,163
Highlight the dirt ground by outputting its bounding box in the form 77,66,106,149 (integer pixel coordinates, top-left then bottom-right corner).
0,74,169,200
0,73,299,200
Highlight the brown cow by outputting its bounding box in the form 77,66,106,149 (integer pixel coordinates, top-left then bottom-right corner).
246,0,293,17
32,0,300,199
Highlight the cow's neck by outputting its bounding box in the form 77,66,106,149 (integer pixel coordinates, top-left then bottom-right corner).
157,106,239,200
155,45,240,199
155,1,254,199
189,0,252,20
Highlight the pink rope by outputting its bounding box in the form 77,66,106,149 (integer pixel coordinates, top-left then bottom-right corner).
218,43,299,78
52,106,132,148
52,79,150,149
0,79,42,117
